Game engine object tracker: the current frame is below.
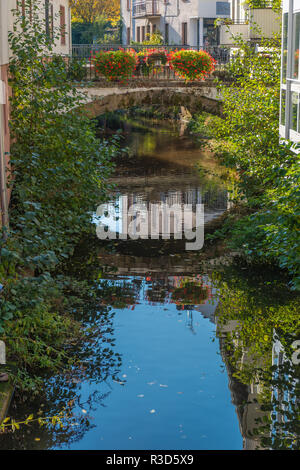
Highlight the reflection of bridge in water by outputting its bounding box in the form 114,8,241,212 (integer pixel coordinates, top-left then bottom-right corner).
100,184,230,242
99,245,226,277
110,175,229,210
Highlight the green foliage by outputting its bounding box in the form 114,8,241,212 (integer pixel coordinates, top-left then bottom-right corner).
42,55,87,82
93,49,137,81
0,0,118,390
193,31,300,289
247,0,282,11
72,17,121,45
131,31,164,46
142,31,164,46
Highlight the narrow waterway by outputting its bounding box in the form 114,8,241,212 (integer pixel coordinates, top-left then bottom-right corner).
1,113,299,450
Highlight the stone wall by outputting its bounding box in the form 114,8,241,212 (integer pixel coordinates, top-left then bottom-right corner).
81,85,223,119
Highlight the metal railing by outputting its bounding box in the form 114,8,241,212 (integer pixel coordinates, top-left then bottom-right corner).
68,44,231,83
219,19,249,26
250,0,273,8
72,44,230,63
133,1,161,18
72,44,200,59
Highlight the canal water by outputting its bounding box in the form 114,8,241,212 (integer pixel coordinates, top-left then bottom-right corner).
1,113,299,450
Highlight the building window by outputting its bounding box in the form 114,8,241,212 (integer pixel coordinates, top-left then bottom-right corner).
237,0,241,21
216,2,230,16
18,0,32,23
282,12,288,85
45,1,54,39
165,23,169,45
137,26,141,43
280,1,300,146
60,5,66,45
142,26,146,42
182,22,187,45
203,18,219,46
45,0,50,37
147,24,151,39
127,27,131,45
280,89,286,126
50,3,54,37
127,0,130,11
293,12,300,80
291,91,299,131
19,0,25,17
152,24,157,34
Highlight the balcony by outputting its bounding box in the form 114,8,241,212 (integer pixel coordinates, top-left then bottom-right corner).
133,1,161,19
219,8,281,46
220,20,250,45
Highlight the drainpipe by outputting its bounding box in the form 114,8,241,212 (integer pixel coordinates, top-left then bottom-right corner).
130,0,132,43
0,79,9,233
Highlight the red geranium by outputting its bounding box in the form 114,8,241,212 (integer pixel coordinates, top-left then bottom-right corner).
93,49,138,82
168,49,215,82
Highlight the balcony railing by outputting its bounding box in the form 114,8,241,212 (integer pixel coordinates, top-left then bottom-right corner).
133,1,161,19
250,0,273,8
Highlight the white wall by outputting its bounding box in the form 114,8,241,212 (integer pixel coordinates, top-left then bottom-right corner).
121,0,132,44
0,0,71,66
0,1,16,66
122,0,230,46
52,0,71,55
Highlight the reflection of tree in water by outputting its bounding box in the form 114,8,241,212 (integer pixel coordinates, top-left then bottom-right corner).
0,279,123,449
255,351,300,450
214,265,300,450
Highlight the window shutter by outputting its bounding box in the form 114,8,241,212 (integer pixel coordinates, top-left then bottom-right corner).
60,5,66,45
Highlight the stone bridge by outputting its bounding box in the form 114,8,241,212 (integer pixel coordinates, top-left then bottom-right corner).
78,83,222,118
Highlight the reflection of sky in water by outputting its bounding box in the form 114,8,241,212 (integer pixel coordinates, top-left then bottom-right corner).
56,276,242,451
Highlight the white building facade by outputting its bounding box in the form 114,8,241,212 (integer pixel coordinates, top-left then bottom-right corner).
280,0,300,145
121,1,231,47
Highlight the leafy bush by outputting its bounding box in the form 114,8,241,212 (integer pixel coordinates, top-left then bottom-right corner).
141,31,164,45
0,0,118,390
41,55,86,83
93,49,137,81
67,57,87,81
194,30,300,289
131,31,164,46
168,50,215,81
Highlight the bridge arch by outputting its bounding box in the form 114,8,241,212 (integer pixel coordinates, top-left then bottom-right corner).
80,86,222,118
